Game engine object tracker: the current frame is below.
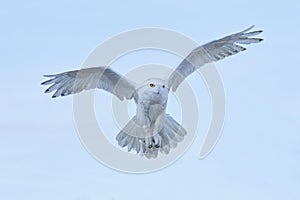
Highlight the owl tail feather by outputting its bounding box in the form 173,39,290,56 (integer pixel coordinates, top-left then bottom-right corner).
116,114,187,159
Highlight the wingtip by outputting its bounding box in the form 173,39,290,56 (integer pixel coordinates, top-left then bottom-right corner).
243,25,264,34
43,74,55,78
242,25,255,32
249,25,255,29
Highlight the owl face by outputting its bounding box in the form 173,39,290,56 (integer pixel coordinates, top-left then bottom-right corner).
136,78,169,104
144,78,168,93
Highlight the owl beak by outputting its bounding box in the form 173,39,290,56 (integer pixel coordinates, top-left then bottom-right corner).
157,88,161,94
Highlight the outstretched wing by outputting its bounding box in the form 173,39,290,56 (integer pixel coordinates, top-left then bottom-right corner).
167,26,263,91
41,67,137,100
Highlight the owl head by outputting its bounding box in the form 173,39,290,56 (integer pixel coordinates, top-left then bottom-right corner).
136,78,169,102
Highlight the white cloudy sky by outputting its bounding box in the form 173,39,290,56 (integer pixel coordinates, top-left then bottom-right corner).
0,0,299,200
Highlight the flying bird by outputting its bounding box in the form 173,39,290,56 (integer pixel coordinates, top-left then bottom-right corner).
42,26,263,158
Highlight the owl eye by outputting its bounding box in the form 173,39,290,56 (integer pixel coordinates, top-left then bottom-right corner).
149,83,155,88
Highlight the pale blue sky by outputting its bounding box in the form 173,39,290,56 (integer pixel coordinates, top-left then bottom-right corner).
1,0,300,200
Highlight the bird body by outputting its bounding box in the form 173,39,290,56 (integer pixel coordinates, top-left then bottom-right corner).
116,78,185,159
135,78,168,127
42,26,263,158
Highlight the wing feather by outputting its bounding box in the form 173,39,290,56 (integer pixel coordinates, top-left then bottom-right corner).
41,67,136,100
168,26,263,91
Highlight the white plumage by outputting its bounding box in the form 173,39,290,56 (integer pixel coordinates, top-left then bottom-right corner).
42,26,263,158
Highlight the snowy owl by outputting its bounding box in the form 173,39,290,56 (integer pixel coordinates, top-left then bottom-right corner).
42,26,263,158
